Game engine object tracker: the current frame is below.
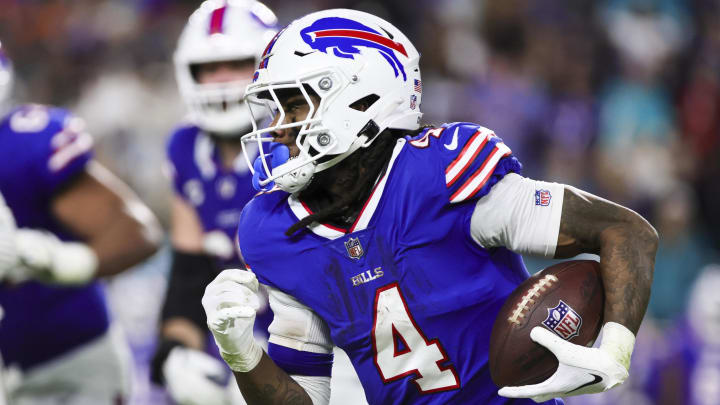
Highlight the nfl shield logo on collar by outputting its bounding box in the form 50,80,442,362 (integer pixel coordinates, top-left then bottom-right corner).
542,300,583,340
344,237,364,259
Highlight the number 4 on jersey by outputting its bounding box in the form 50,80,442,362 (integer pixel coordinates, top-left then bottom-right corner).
372,283,460,393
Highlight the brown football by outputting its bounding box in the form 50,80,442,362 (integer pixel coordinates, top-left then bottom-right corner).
489,260,604,388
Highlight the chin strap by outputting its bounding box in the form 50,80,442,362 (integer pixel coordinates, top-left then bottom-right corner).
314,134,368,173
274,134,370,194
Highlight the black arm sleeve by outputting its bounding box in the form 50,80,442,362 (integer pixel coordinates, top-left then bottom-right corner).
160,249,219,331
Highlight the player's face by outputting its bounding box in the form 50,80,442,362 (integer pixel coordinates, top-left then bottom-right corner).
268,92,320,158
194,59,255,84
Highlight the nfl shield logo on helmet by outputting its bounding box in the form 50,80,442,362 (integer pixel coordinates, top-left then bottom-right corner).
344,237,364,259
542,300,582,340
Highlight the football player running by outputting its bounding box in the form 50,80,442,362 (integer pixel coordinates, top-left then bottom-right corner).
0,42,162,404
150,1,278,404
202,9,658,405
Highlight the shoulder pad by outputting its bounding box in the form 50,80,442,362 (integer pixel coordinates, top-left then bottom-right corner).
406,122,522,204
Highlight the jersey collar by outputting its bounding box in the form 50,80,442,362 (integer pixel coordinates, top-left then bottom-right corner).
287,139,406,240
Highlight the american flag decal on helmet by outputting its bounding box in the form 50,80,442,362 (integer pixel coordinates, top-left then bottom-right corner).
414,79,422,93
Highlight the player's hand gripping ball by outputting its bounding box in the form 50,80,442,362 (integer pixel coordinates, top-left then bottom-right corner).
489,260,605,387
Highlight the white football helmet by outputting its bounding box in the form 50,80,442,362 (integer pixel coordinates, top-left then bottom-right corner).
241,9,423,193
0,41,13,108
174,0,278,136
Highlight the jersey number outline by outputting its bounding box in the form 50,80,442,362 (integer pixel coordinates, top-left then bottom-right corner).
409,127,444,148
9,105,50,133
372,283,460,394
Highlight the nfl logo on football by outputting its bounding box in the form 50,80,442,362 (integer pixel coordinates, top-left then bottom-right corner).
542,300,582,340
344,237,364,259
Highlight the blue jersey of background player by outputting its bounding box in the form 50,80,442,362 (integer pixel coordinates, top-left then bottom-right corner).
200,9,658,405
149,2,279,404
166,123,258,267
0,43,161,405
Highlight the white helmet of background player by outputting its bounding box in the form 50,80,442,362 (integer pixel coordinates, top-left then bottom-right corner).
242,9,423,193
0,41,13,108
174,0,278,135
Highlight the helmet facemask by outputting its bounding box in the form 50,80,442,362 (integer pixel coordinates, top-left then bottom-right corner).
242,67,376,193
179,58,255,135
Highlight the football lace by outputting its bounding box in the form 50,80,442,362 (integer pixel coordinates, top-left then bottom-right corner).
508,274,559,325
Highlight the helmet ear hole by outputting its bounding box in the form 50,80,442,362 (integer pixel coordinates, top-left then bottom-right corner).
349,94,380,112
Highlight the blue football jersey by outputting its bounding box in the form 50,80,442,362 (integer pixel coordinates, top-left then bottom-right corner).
166,125,258,266
238,123,562,404
0,104,109,370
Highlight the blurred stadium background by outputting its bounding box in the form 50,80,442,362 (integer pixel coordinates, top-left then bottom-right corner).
1,0,719,404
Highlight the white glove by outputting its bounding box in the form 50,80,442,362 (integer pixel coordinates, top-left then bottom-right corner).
0,196,20,280
202,269,262,373
163,347,231,405
13,229,98,285
498,322,635,403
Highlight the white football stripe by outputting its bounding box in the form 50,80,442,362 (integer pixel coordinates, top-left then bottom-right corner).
287,196,345,240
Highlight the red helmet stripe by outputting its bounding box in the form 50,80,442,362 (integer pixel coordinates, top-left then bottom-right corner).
209,4,228,35
313,29,408,57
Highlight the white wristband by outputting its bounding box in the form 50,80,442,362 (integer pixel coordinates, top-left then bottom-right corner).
599,322,636,371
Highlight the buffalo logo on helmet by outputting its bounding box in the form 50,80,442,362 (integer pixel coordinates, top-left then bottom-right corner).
542,300,583,340
344,237,364,259
300,17,408,81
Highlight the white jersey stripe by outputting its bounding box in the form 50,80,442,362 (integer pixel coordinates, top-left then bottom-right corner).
194,132,216,179
445,130,488,187
287,196,345,240
449,143,511,203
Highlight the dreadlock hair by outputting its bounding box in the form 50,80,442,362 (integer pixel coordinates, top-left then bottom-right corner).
285,125,430,236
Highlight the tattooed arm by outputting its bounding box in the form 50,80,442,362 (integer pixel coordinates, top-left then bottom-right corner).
233,353,314,405
489,179,659,401
554,186,658,334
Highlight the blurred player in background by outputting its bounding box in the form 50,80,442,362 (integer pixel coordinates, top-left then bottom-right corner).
200,9,659,404
149,1,278,404
0,41,162,405
647,264,720,405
